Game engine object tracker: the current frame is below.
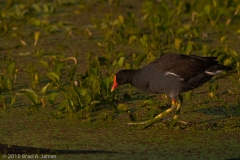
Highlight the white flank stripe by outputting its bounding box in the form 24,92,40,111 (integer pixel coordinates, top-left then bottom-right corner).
164,71,184,81
205,70,223,75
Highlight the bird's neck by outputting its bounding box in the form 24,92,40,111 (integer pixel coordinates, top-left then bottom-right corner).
124,69,142,84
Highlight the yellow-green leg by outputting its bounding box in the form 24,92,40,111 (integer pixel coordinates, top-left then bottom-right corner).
173,94,187,124
128,95,181,127
127,94,188,126
173,94,183,120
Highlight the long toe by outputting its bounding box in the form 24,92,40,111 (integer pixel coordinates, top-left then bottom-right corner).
162,117,188,125
128,100,178,126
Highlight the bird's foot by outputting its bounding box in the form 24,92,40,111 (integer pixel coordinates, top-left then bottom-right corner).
127,119,155,126
127,102,178,127
177,120,188,125
162,117,188,125
127,96,185,127
127,117,188,128
173,115,188,125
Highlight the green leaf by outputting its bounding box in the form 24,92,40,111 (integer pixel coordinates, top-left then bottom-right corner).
40,83,50,95
3,77,12,90
220,36,227,44
223,59,232,66
58,100,68,111
101,77,111,91
67,98,74,108
38,60,49,70
129,35,138,44
9,97,16,108
118,15,124,24
88,75,100,94
48,92,59,105
142,99,154,106
89,67,98,76
174,38,182,52
139,37,148,47
185,42,194,55
33,73,39,84
176,27,187,36
90,58,100,68
133,53,147,68
54,62,64,74
142,1,154,14
79,88,88,96
21,89,39,105
84,105,91,113
84,94,92,103
236,62,240,71
118,56,125,66
202,45,210,56
87,52,92,63
90,100,101,106
98,112,107,121
217,54,226,63
204,5,211,15
117,103,128,112
6,61,15,78
46,72,59,83
34,32,40,46
185,90,193,101
116,52,126,60
72,86,80,97
228,49,239,62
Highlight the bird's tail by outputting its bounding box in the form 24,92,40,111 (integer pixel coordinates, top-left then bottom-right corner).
205,64,232,75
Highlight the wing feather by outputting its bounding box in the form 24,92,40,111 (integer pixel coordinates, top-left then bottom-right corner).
144,54,218,81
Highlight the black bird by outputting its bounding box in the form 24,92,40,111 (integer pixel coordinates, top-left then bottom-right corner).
111,54,232,125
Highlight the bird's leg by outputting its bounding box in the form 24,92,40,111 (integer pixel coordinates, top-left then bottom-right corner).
127,99,178,126
173,94,183,120
173,94,188,124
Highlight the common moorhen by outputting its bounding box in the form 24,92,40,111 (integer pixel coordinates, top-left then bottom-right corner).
111,54,232,125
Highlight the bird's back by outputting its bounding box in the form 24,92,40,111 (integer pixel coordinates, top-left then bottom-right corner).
133,54,231,99
145,54,220,81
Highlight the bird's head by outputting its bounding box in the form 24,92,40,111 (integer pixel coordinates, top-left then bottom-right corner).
111,70,130,92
